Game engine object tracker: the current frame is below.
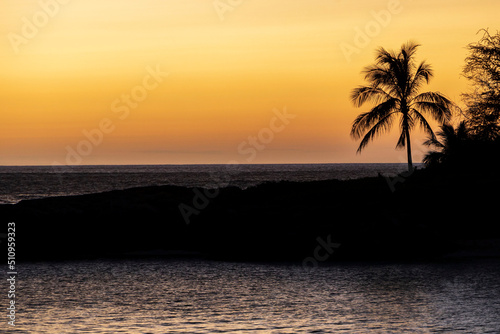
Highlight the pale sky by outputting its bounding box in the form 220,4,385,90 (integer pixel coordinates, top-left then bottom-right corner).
1,0,499,165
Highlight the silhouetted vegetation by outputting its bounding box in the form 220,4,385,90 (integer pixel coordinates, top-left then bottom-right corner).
423,121,471,168
423,29,500,171
351,41,455,172
423,121,500,172
462,29,500,141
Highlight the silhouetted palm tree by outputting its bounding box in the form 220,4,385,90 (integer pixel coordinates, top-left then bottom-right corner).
423,121,470,167
351,42,455,172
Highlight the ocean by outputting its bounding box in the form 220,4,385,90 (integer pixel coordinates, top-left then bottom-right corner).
0,163,417,204
14,259,500,333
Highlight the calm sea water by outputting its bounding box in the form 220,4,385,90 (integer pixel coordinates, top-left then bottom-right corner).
11,259,500,333
0,163,416,204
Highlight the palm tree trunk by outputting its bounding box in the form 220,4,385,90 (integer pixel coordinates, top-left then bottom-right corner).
405,128,413,172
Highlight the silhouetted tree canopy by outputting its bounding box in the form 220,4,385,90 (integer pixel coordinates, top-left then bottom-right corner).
423,121,470,167
423,120,500,171
462,29,500,140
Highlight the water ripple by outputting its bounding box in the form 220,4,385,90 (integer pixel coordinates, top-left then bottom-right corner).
13,259,500,333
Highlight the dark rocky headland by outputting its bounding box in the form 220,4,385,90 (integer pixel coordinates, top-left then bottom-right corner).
2,167,499,263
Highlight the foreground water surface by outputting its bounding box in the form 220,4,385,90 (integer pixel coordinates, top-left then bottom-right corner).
10,259,500,333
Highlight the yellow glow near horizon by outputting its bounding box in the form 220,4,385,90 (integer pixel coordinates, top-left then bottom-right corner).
0,0,499,165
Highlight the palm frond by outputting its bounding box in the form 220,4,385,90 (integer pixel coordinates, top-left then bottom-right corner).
396,113,414,148
351,98,398,139
409,61,433,95
423,136,444,148
362,66,396,89
375,47,398,65
423,151,444,166
412,109,436,139
350,86,394,107
401,41,421,59
412,92,454,123
356,112,397,152
396,129,407,149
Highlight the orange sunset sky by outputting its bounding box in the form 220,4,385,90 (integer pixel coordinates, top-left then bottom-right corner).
1,0,499,165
